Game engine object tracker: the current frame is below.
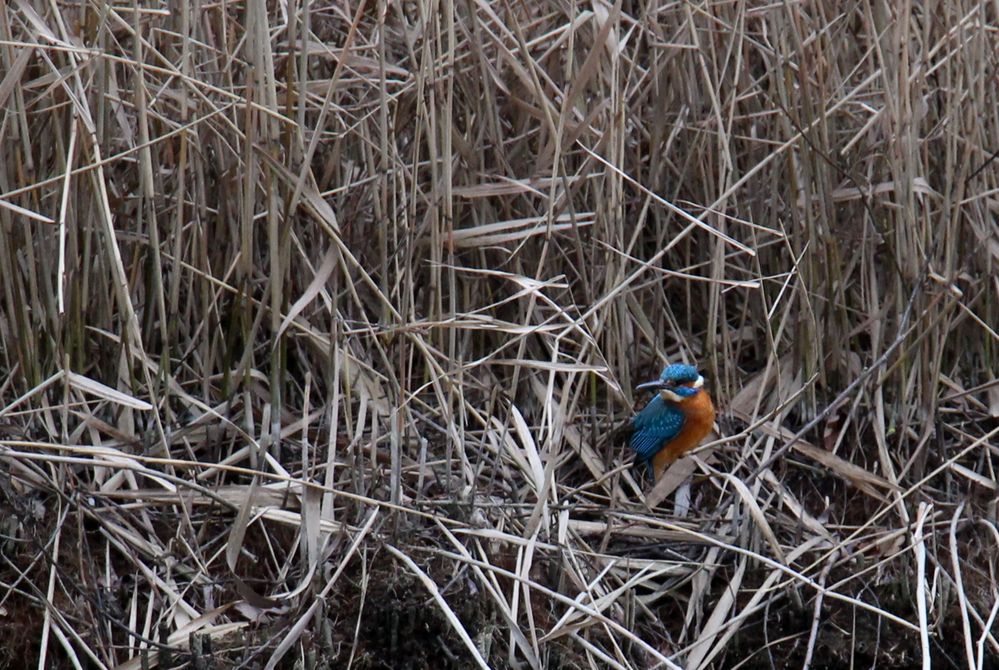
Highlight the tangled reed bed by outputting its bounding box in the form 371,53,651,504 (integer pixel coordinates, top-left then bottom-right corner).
0,0,997,667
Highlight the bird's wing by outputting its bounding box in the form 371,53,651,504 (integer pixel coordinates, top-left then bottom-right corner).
629,395,685,462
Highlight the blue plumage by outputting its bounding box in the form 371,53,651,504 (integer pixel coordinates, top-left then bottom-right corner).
658,363,699,385
626,362,713,481
628,363,702,474
629,394,685,463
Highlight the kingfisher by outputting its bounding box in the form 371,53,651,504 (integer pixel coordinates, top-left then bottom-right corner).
628,363,716,481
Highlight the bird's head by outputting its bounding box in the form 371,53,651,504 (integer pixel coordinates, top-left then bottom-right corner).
636,363,704,402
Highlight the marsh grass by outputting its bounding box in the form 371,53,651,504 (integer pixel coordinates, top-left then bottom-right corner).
0,0,997,667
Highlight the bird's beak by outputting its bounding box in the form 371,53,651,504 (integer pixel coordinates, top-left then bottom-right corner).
635,379,667,391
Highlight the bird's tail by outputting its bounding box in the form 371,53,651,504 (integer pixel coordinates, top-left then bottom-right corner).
631,457,655,482
600,419,655,481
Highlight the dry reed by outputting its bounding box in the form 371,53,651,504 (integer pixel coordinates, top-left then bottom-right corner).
0,0,997,667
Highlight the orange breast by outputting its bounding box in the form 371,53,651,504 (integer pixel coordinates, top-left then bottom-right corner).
651,390,716,479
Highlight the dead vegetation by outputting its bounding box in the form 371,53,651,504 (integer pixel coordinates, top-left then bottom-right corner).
0,0,997,667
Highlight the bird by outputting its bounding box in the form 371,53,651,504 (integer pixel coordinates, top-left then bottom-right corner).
628,363,716,482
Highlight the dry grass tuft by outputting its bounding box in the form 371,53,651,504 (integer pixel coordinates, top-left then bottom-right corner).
0,0,997,667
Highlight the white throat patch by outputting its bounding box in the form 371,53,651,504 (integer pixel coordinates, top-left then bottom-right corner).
659,375,704,403
659,388,685,402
